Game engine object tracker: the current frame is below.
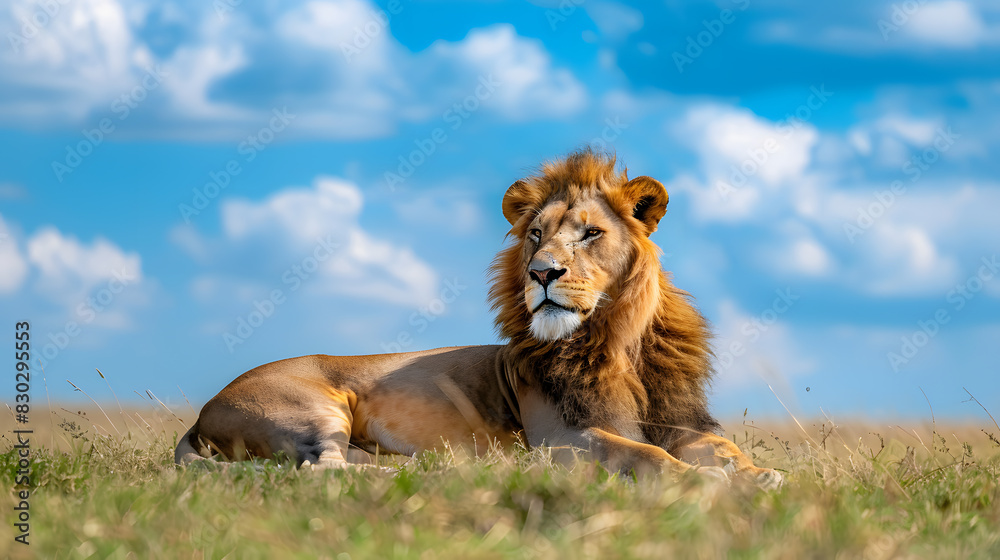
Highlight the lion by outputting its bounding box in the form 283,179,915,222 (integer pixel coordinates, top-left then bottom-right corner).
175,150,782,489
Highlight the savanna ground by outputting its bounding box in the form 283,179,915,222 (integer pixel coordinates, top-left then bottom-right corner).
2,395,999,559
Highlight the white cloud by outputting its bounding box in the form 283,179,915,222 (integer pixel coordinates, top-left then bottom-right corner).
664,101,1000,298
159,44,249,121
0,216,148,331
277,0,395,64
208,176,438,307
670,104,818,222
847,114,944,165
905,1,986,48
325,229,438,305
0,2,588,137
222,177,363,242
0,216,28,293
773,237,835,277
808,182,999,296
1,0,144,121
754,1,995,52
428,25,587,120
873,115,939,146
687,105,817,186
26,227,143,299
856,225,958,296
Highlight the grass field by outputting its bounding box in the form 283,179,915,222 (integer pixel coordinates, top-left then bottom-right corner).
2,404,999,559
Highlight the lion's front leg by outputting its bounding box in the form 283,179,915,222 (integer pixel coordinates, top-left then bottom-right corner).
518,389,726,482
575,427,730,482
670,433,783,490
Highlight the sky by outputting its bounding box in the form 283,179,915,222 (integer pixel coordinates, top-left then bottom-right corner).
1,0,998,422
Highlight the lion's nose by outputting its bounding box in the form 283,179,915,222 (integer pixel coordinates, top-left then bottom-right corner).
529,267,567,287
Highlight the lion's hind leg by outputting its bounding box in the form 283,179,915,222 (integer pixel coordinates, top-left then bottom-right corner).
291,385,373,470
179,381,372,471
671,433,783,490
175,424,211,465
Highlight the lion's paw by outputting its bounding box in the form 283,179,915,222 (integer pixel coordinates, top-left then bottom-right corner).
695,465,731,486
755,468,784,491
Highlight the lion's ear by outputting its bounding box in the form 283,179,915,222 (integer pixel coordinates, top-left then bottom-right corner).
502,180,532,226
621,176,668,236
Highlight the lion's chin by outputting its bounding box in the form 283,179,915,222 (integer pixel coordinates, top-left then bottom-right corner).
529,305,583,341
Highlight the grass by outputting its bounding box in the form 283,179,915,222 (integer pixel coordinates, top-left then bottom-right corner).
2,405,999,559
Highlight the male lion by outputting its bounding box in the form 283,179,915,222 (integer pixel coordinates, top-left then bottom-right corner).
176,150,781,489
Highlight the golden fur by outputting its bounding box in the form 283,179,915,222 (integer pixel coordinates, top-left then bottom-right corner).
176,150,781,489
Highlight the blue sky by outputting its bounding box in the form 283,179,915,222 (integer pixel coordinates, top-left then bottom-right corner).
1,0,998,421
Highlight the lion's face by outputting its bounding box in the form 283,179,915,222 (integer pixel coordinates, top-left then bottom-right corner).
520,195,632,341
497,153,670,343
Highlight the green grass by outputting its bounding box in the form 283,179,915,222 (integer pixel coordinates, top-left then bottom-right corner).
2,416,999,559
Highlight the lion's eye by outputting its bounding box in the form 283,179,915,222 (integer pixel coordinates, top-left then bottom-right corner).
528,229,542,241
582,228,602,240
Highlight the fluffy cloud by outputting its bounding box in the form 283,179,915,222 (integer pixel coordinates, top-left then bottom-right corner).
429,25,587,120
768,236,835,278
904,1,986,48
847,114,945,166
222,178,363,242
854,224,958,296
670,103,819,222
681,105,818,187
0,1,587,137
26,227,143,302
753,0,996,53
189,176,439,307
1,0,144,121
0,215,147,330
666,101,999,297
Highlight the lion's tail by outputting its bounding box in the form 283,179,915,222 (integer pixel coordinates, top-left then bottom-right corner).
174,423,211,465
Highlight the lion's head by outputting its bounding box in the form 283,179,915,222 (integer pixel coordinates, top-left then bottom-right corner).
490,150,672,346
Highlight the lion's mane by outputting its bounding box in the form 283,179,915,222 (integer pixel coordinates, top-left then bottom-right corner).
489,150,720,447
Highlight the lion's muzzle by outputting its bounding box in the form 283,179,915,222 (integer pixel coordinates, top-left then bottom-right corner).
525,264,584,341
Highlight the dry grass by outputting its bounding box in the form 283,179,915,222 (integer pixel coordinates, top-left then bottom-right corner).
2,402,999,559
